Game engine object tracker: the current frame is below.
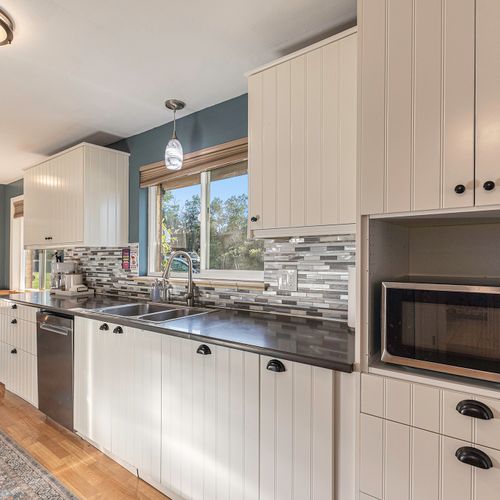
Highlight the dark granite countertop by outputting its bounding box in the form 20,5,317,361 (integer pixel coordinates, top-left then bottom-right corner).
2,292,354,372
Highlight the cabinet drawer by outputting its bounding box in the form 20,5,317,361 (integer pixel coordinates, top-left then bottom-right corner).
0,301,38,323
3,345,38,407
360,414,500,500
361,374,500,449
0,316,37,355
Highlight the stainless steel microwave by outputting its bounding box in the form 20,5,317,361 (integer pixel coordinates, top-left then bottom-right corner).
381,281,500,383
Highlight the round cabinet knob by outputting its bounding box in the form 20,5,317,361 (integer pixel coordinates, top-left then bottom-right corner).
483,180,496,191
99,323,109,331
196,344,211,355
455,446,493,470
266,359,286,372
10,348,17,354
11,304,17,310
250,215,260,223
456,399,494,420
454,184,466,194
10,319,17,325
113,326,124,334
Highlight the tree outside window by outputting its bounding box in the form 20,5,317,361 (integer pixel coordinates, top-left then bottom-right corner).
157,164,264,274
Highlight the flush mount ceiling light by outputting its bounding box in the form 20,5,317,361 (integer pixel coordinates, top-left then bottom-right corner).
0,7,14,46
164,99,185,171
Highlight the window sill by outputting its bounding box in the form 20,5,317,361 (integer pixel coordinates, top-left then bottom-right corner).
138,272,266,291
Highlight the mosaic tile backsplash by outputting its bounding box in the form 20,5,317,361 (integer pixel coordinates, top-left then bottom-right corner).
64,234,355,322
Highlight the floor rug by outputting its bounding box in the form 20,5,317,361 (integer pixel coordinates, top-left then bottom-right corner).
0,429,77,499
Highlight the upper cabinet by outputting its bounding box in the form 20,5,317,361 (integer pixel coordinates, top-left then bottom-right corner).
359,0,500,215
476,0,500,208
247,28,357,237
24,143,129,248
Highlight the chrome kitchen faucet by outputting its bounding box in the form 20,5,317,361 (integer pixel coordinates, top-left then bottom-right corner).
161,251,195,307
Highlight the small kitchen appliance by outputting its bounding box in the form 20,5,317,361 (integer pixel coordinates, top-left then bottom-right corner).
382,278,500,383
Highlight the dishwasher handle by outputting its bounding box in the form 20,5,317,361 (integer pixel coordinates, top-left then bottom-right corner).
39,322,72,336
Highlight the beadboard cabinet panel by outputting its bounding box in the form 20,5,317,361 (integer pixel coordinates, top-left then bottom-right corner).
83,145,129,247
248,29,357,236
74,318,161,482
161,336,260,500
0,302,39,323
0,339,37,408
476,0,500,207
24,143,129,248
360,373,500,450
4,317,37,356
260,356,334,500
360,413,383,499
360,415,500,500
359,0,475,215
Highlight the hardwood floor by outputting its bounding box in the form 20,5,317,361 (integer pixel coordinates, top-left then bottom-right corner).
0,385,169,499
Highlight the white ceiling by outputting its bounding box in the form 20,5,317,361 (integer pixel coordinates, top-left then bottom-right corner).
0,0,356,183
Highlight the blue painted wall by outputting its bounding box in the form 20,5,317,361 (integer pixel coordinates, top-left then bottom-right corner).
111,93,248,274
0,94,248,286
0,179,24,288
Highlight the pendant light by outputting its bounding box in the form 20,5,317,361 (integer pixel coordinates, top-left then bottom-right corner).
164,99,185,171
0,7,14,46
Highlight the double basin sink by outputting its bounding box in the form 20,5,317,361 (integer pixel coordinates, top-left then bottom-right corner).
94,302,210,323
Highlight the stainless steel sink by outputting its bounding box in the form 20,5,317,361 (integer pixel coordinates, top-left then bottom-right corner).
139,307,208,322
96,302,180,317
94,302,210,323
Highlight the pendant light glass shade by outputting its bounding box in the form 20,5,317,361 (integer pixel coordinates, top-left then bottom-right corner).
164,99,185,171
165,136,183,171
0,8,14,46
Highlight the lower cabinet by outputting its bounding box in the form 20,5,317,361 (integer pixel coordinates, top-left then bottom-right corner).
360,413,500,500
260,356,334,500
0,308,38,407
74,317,336,500
74,317,161,482
160,336,260,500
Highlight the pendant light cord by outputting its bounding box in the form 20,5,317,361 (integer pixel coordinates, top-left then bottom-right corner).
172,109,177,139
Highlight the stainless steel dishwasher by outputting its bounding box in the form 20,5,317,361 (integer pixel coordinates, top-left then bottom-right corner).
37,311,74,431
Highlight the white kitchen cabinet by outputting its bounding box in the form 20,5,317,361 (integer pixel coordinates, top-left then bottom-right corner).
109,323,162,483
360,373,500,448
160,336,260,500
359,0,476,214
259,356,334,500
0,339,37,407
360,414,500,500
0,303,38,407
24,142,129,248
74,317,161,482
476,0,500,207
247,28,357,236
0,315,37,356
74,316,112,451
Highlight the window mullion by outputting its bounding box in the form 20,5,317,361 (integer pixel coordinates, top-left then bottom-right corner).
200,171,210,271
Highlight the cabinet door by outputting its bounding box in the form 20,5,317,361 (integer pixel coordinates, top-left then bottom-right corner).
74,317,91,438
161,337,259,500
359,0,475,214
49,147,84,245
5,346,37,407
260,356,334,500
474,445,500,500
248,32,357,233
23,162,51,247
73,318,112,450
476,0,500,207
0,341,9,387
441,436,472,500
110,326,161,483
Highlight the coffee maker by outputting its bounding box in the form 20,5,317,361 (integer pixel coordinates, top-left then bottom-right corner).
50,261,76,292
